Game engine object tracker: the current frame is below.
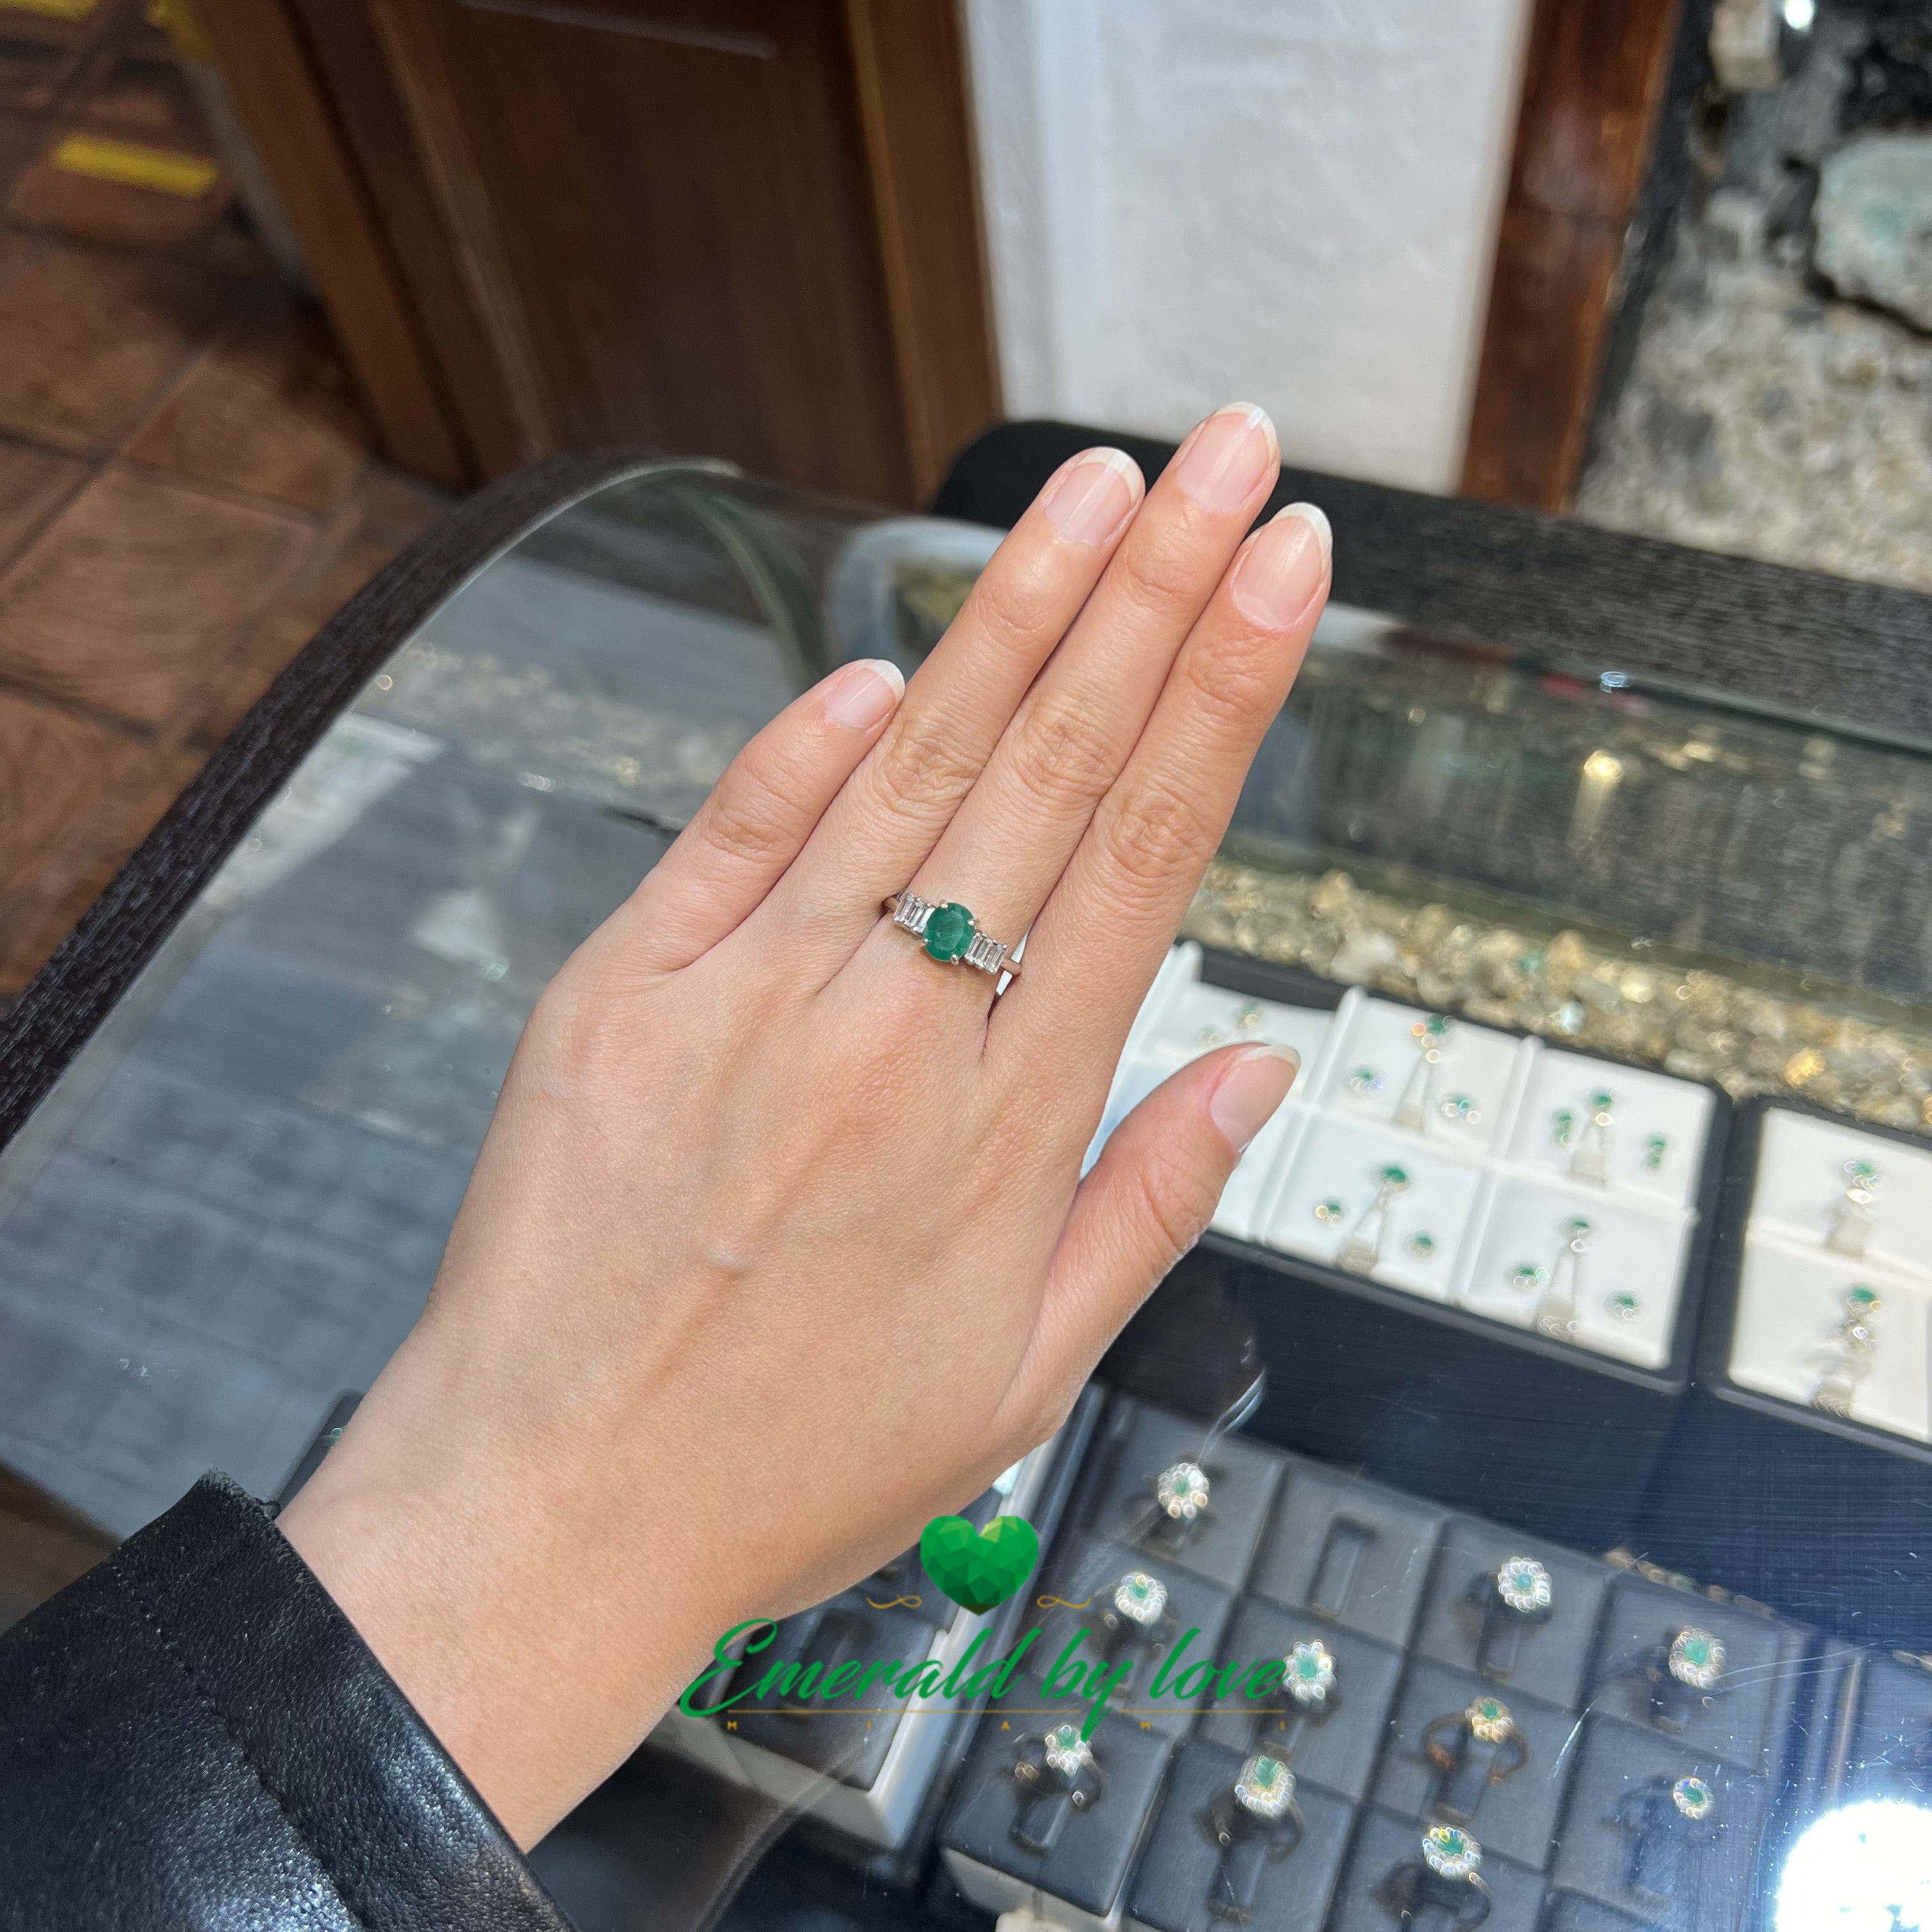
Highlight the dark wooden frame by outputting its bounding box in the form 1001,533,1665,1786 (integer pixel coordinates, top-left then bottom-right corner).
9,422,1932,1154
1460,0,1700,511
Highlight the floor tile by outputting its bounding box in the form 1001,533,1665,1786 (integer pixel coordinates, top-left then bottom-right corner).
0,463,309,724
0,738,202,994
0,224,43,285
0,14,88,117
189,476,440,746
0,431,85,564
126,304,369,511
0,241,223,450
9,124,229,249
0,686,136,898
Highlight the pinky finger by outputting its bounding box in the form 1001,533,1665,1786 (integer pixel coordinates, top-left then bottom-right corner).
614,658,905,972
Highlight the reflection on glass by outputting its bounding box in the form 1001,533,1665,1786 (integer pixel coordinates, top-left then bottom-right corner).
1775,1798,1932,1931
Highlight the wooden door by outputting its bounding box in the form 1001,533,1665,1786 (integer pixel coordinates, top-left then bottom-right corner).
199,0,999,503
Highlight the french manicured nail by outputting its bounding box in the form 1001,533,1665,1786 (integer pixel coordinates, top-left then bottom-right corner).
1229,502,1331,630
1209,1044,1301,1153
1039,447,1144,546
823,657,905,730
1174,403,1278,514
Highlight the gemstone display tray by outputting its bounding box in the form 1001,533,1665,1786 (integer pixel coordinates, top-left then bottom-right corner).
936,1396,1818,1932
1101,947,1718,1374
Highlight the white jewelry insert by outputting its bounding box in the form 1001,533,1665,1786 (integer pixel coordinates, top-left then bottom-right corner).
1728,1232,1931,1445
1091,943,1333,1242
1747,1107,1932,1283
1098,951,1721,1372
1726,1108,1932,1446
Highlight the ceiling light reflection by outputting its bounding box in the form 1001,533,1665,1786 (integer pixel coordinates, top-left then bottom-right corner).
1775,1797,1931,1930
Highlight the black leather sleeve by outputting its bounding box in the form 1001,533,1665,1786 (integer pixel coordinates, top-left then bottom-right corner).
0,1472,573,1932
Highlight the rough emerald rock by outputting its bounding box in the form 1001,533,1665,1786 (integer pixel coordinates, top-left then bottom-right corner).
923,902,975,962
1816,135,1932,334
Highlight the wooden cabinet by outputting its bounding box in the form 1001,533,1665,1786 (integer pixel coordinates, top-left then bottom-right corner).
194,0,999,503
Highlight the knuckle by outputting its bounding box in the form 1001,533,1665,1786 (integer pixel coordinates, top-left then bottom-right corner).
1004,691,1124,815
1114,518,1211,627
1181,625,1280,730
700,768,799,868
870,709,982,819
1133,1137,1220,1264
961,553,1062,663
1096,774,1211,904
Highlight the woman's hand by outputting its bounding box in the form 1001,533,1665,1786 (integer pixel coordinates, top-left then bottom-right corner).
279,404,1331,1847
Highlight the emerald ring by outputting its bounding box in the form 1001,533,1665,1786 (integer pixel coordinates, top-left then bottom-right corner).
884,893,1018,979
1233,1753,1301,1823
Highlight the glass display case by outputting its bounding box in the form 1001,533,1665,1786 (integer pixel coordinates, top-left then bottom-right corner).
1,433,1929,1932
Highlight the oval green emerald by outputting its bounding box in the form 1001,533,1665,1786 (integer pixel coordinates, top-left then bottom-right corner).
923,902,976,962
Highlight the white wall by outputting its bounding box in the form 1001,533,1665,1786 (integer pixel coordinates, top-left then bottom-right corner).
963,0,1533,494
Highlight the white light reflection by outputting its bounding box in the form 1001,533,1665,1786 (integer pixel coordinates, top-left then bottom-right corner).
1784,0,1817,31
1776,1798,1931,1929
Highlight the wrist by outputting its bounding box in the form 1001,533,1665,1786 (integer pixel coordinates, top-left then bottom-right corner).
277,1358,731,1847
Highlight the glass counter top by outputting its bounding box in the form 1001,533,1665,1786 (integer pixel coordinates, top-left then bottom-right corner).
1,461,1927,1932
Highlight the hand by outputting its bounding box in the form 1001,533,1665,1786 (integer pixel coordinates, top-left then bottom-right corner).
279,404,1331,1846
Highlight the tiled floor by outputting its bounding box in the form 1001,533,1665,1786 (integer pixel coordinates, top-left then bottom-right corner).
0,0,448,1005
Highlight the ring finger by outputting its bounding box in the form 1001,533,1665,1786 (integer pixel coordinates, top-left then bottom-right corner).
879,404,1280,993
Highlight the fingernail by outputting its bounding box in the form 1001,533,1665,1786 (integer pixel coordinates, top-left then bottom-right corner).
1228,503,1331,631
822,657,905,731
1208,1044,1301,1154
1039,447,1144,546
1174,402,1277,514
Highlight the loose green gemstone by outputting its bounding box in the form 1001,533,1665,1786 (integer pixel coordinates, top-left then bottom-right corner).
1644,1134,1668,1170
1848,1284,1880,1309
1552,1108,1575,1146
1379,1163,1411,1187
1406,1231,1438,1258
1564,1215,1594,1241
1591,1089,1615,1112
923,901,976,962
1417,1015,1452,1039
1314,1198,1346,1225
1608,1291,1641,1320
1512,1263,1549,1291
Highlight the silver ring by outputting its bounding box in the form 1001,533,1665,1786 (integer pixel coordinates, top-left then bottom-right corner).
1495,1555,1553,1616
1422,1823,1483,1880
884,894,1018,979
1154,1460,1210,1522
1233,1753,1298,1821
1668,1627,1726,1690
1112,1571,1169,1627
1671,1775,1715,1821
1284,1639,1337,1708
1042,1722,1095,1779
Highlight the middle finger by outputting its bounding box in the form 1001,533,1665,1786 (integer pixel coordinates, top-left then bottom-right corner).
889,404,1279,985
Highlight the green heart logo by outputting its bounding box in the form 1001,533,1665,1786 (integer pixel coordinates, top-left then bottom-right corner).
919,1513,1040,1614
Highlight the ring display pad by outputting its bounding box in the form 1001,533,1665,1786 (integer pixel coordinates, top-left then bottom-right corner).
935,1396,1820,1932
648,1394,1098,1850
1098,947,1720,1376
